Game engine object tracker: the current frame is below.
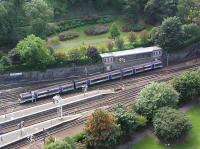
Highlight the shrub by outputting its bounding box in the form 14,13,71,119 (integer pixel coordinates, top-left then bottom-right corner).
135,114,148,128
59,31,79,41
140,30,150,44
17,35,54,69
67,48,82,62
85,109,121,148
153,107,192,143
97,16,113,24
122,24,146,32
172,71,200,102
0,56,11,66
47,23,60,36
8,48,21,64
128,32,137,43
86,46,101,62
54,51,68,65
107,41,114,51
85,24,109,36
115,37,124,49
135,82,179,118
72,131,86,143
45,140,73,149
110,23,120,39
182,23,200,39
114,105,136,136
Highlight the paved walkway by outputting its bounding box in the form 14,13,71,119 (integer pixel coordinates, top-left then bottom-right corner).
52,38,111,49
0,115,81,148
0,90,114,125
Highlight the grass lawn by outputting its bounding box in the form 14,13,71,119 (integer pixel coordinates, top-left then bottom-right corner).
47,17,152,52
132,105,200,149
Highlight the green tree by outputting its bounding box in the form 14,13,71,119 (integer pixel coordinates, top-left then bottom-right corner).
135,82,179,118
178,0,198,22
31,18,48,39
85,109,121,148
17,34,54,69
139,30,149,44
153,17,183,51
145,0,178,23
86,46,101,62
45,140,73,149
123,0,140,21
115,37,124,49
172,71,200,102
114,105,136,136
0,3,12,46
24,0,53,21
182,23,200,39
128,31,137,43
110,23,120,39
153,107,192,143
67,49,81,62
0,56,11,66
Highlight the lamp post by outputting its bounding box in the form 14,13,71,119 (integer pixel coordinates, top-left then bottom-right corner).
52,95,63,118
18,121,25,136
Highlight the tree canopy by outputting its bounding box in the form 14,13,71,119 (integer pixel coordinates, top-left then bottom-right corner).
136,82,179,118
17,34,53,69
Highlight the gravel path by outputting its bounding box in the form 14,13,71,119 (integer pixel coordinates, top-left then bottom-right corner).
52,38,111,49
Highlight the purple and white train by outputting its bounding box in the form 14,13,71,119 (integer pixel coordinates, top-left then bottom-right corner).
19,47,163,103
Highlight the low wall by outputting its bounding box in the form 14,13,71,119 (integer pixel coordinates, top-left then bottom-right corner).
1,42,200,85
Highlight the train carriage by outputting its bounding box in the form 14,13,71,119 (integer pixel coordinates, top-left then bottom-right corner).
19,46,163,103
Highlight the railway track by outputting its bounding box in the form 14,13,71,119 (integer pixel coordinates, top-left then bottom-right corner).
1,58,200,114
0,60,199,147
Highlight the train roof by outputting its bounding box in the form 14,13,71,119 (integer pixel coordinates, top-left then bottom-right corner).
100,46,162,58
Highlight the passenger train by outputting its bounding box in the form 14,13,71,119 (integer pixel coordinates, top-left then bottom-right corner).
19,60,163,103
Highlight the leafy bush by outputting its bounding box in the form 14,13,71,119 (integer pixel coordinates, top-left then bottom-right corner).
47,23,60,36
107,41,114,51
45,140,73,149
182,23,200,39
110,23,121,39
140,30,150,44
122,24,146,32
0,56,11,66
57,16,113,33
135,114,147,128
85,24,109,36
17,35,54,69
128,31,137,43
114,105,136,136
115,37,124,49
59,31,79,41
54,51,68,65
72,131,86,143
172,71,200,102
135,82,179,118
85,109,121,148
153,107,192,143
8,48,21,64
67,48,82,62
86,46,101,62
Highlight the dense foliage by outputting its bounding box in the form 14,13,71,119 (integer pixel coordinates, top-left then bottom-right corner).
152,17,183,51
136,82,179,118
172,70,200,102
153,107,192,143
85,109,121,149
114,105,136,136
17,35,54,69
110,23,121,39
